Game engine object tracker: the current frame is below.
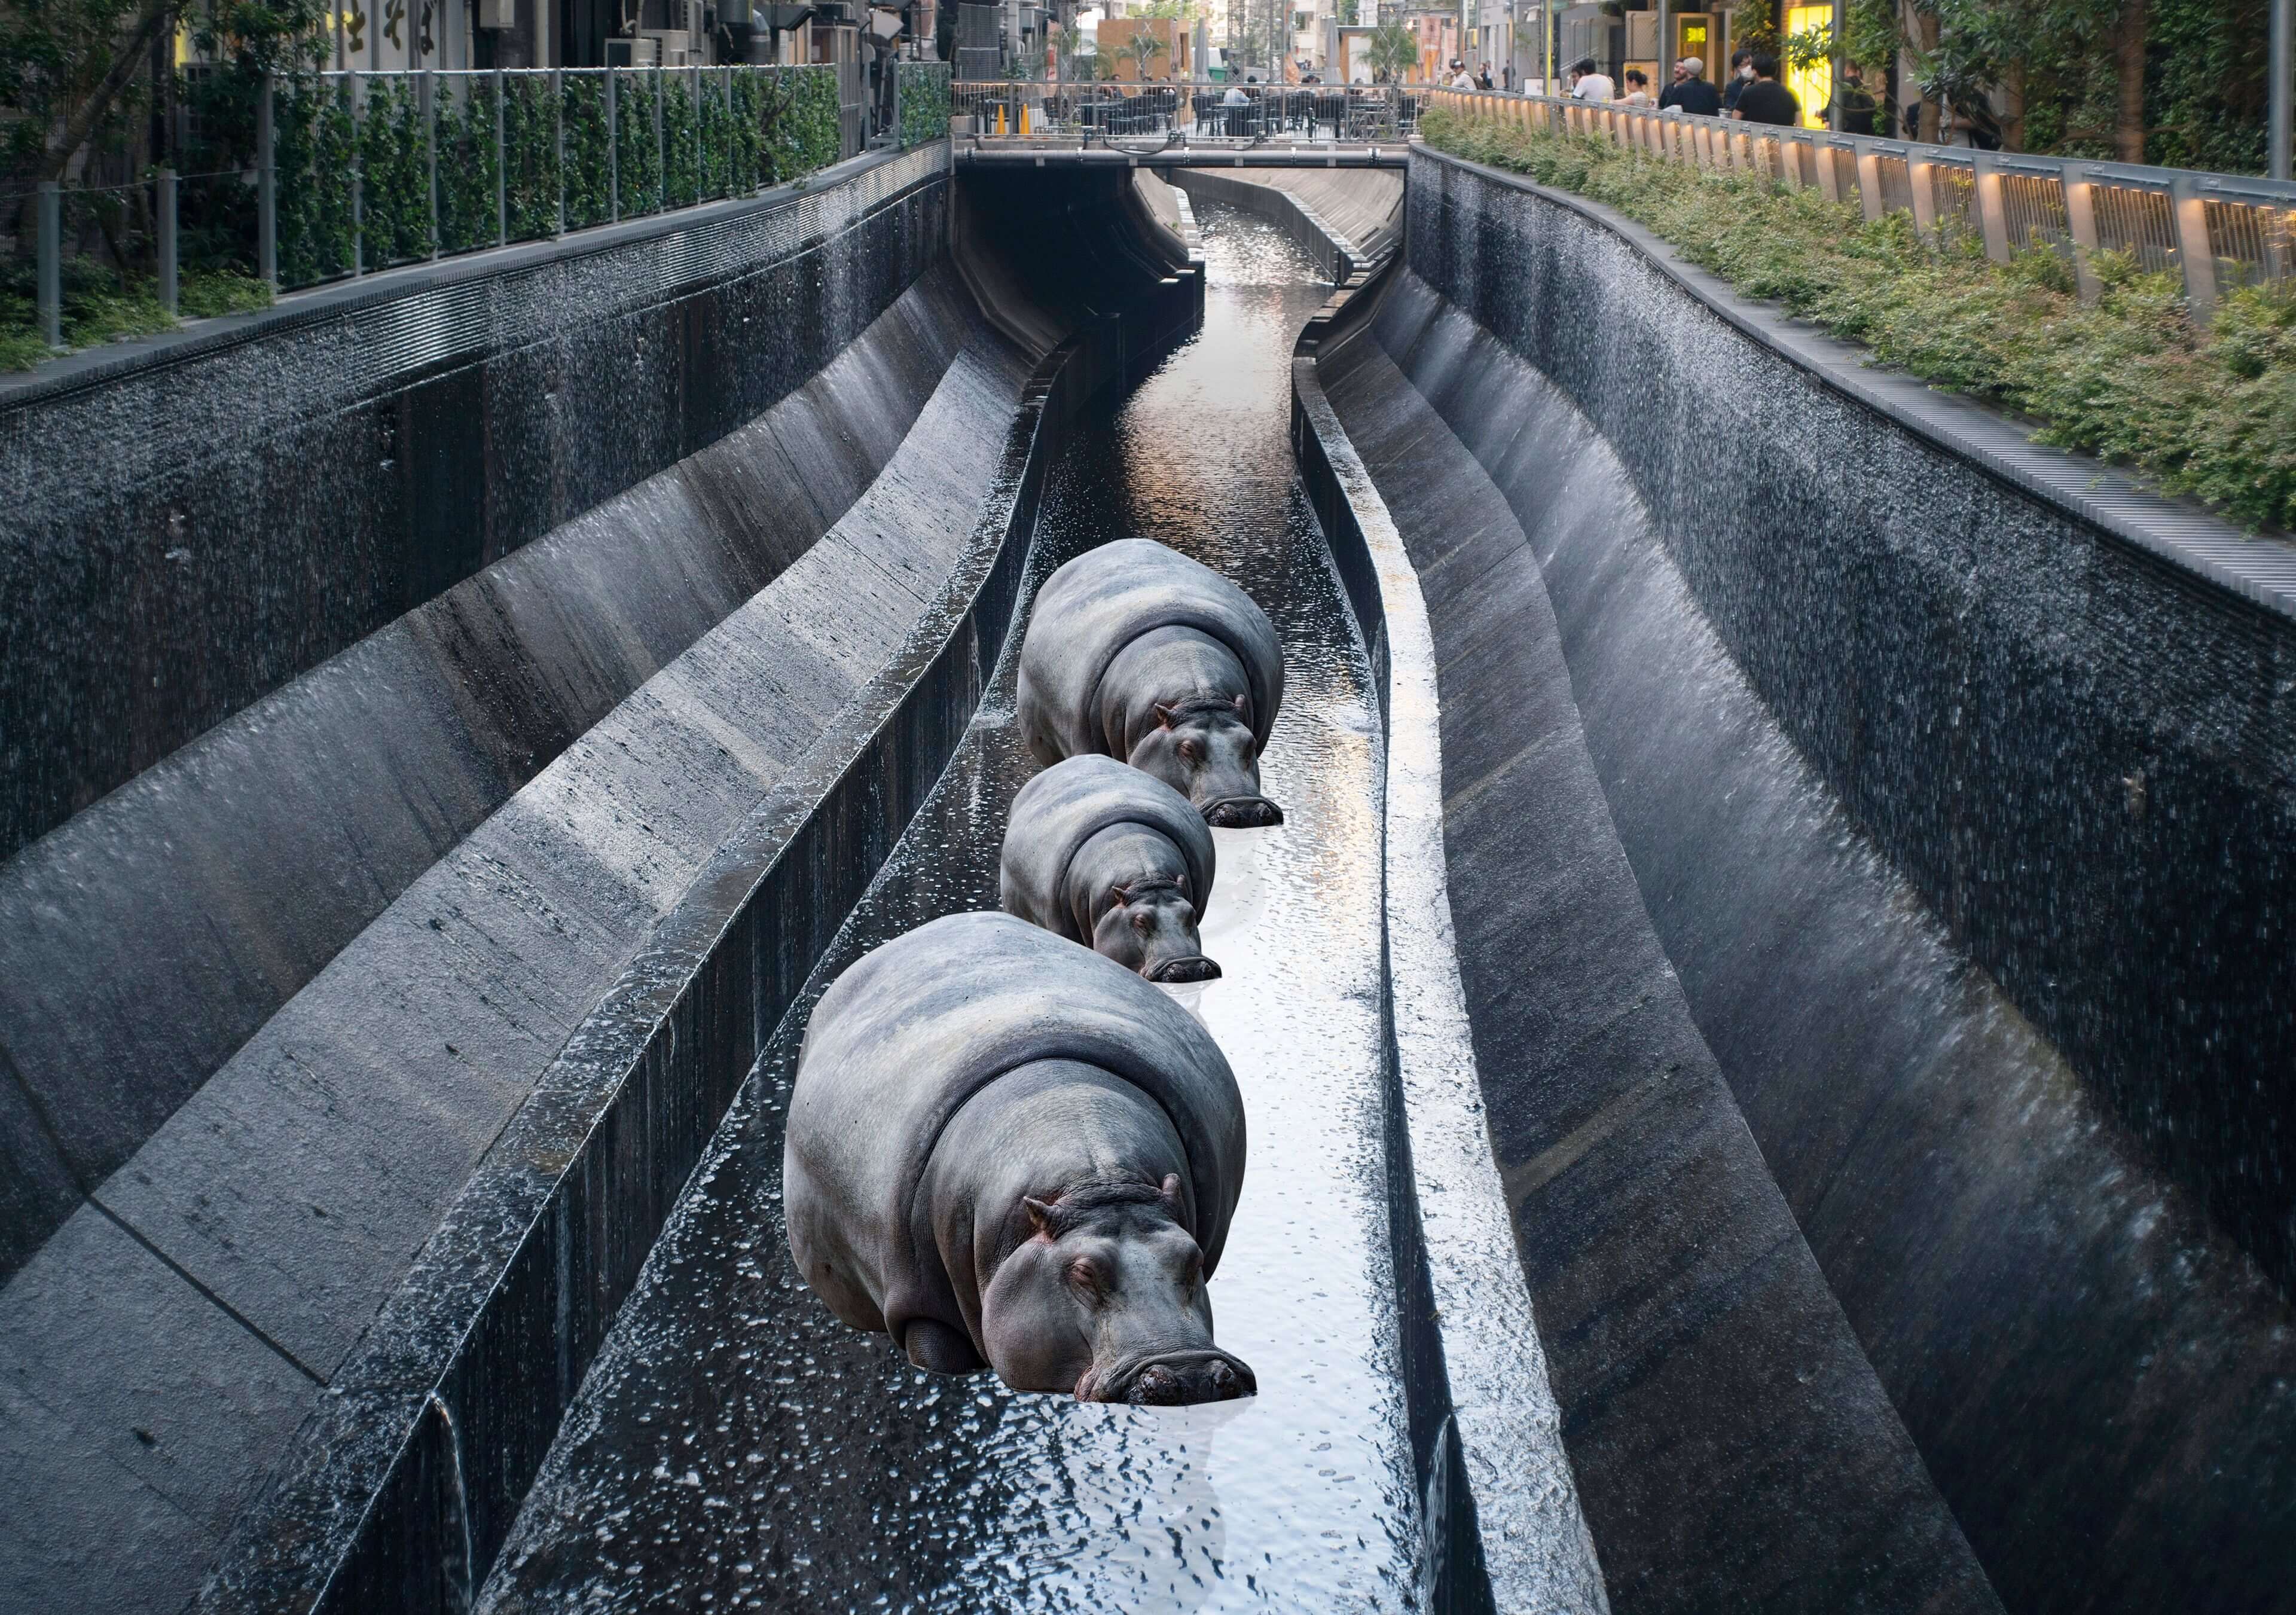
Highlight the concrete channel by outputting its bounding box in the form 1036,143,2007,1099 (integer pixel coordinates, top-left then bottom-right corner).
1,129,2291,1615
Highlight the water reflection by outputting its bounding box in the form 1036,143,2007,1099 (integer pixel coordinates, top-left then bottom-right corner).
479,197,1416,1613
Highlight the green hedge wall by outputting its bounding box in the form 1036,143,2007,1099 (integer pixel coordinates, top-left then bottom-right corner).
270,65,850,291
897,62,952,149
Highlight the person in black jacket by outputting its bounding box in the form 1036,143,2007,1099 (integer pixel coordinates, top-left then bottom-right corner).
1721,48,1754,115
1657,55,1723,115
1733,52,1801,125
1833,61,1877,132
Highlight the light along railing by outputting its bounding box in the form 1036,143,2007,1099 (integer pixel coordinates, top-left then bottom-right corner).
952,81,1425,142
1426,86,2296,321
29,61,958,341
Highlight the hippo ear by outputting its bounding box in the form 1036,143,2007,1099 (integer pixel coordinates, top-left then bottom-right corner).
1155,701,1179,729
1231,692,1248,718
1023,1196,1060,1238
1158,1174,1185,1214
1109,886,1128,912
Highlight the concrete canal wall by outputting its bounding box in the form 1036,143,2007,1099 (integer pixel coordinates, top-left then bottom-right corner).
1299,146,2296,1615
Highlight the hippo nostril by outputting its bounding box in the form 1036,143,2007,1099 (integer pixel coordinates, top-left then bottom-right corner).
1203,796,1284,830
1128,1366,1186,1407
1208,1361,1238,1397
1149,955,1222,984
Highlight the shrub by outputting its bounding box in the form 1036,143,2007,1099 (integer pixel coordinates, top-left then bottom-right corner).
1418,106,2296,533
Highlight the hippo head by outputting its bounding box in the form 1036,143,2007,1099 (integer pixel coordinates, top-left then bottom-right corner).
1091,876,1220,984
979,1177,1257,1407
1131,696,1284,830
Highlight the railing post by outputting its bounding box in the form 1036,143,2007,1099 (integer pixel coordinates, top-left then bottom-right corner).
1907,148,1938,239
495,67,508,246
2062,169,2103,301
654,60,665,210
258,72,279,289
2167,172,2218,322
1812,136,1838,201
553,67,566,234
157,166,179,314
692,62,701,192
607,67,620,223
1971,149,2013,262
36,181,62,349
422,68,439,258
350,72,365,275
1855,146,1883,223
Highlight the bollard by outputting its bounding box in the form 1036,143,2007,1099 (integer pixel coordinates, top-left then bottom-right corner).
157,167,179,314
258,74,279,288
37,181,62,349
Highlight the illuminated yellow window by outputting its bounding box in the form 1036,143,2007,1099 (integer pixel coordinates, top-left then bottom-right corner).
1678,19,1709,62
1783,2,1830,129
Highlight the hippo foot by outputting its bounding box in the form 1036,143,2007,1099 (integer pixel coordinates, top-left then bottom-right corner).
1202,795,1284,830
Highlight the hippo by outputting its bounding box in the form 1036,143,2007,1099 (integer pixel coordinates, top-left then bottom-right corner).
1017,538,1287,829
784,911,1255,1406
1000,755,1222,985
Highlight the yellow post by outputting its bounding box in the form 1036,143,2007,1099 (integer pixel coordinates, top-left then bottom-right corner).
997,100,1007,135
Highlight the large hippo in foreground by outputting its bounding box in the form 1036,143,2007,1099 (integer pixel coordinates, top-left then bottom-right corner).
784,911,1254,1406
1018,538,1286,829
1000,755,1221,984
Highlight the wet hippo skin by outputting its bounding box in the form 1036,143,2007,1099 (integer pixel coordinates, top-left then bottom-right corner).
784,911,1255,1406
999,754,1222,982
1017,538,1288,828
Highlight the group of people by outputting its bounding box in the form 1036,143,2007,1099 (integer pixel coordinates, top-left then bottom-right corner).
1559,50,1880,131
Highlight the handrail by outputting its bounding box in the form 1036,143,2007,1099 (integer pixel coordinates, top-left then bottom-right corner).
1422,85,2296,320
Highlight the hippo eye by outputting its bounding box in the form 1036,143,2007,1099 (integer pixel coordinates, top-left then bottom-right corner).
1177,738,1204,764
1067,1257,1109,1300
1131,911,1153,932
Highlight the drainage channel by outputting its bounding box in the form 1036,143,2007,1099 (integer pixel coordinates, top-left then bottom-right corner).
475,200,1419,1613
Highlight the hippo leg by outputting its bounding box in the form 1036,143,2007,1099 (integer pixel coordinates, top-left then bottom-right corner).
904,1318,986,1375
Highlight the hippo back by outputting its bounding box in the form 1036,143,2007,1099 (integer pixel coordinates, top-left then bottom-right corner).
1000,756,1217,942
1022,539,1284,756
786,911,1247,1345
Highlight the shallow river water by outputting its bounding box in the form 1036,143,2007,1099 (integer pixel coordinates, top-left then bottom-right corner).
477,199,1418,1614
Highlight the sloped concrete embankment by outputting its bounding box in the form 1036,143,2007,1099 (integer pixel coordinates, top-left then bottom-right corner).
0,147,1203,1614
1167,165,1403,282
1304,146,2296,1615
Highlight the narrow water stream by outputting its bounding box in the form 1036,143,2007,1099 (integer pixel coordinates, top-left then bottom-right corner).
479,199,1417,1614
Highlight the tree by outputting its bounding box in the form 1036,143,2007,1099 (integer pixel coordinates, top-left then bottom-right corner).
1113,26,1170,78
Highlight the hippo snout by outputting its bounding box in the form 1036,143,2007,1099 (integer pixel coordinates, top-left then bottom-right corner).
1098,1351,1258,1407
1202,795,1284,830
1149,954,1223,984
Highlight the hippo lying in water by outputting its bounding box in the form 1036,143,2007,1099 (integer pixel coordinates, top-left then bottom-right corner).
1018,538,1286,829
784,911,1254,1406
1001,755,1220,985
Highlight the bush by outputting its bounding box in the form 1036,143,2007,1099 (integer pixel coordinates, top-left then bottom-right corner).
1418,106,2296,534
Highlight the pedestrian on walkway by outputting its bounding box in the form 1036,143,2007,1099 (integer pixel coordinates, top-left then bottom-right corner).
1621,68,1653,103
1570,56,1615,101
1657,56,1722,115
1721,48,1754,117
1733,52,1800,125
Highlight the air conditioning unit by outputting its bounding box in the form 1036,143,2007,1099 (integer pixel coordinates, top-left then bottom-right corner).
606,34,661,63
640,28,695,63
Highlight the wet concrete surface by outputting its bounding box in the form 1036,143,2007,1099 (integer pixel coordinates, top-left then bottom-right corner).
478,200,1422,1613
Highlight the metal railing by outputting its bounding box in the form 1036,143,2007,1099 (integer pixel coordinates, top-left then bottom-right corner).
1426,86,2296,320
22,60,949,348
953,81,1424,142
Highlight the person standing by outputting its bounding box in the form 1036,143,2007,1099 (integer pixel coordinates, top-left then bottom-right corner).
1658,55,1722,115
1570,54,1615,101
1733,51,1800,125
1721,47,1754,117
1834,61,1877,133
